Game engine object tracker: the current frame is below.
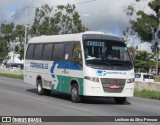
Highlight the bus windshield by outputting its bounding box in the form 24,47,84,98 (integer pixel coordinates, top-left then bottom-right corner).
83,40,133,70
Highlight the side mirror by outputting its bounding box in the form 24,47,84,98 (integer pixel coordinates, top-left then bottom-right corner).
65,54,69,60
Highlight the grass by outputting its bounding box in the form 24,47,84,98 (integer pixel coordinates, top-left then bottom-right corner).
0,56,4,62
134,89,160,100
0,72,23,80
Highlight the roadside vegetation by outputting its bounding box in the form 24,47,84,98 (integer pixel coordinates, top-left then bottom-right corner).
0,73,23,80
155,75,160,82
125,0,160,80
0,56,4,62
134,89,160,100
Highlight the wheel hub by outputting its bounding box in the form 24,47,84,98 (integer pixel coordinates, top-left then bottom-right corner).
71,87,77,100
38,84,41,92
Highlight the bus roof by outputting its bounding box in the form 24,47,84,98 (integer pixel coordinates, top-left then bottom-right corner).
28,31,123,43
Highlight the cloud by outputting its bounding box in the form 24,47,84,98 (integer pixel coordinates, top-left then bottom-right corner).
0,0,136,37
138,42,152,52
77,0,136,36
0,0,27,21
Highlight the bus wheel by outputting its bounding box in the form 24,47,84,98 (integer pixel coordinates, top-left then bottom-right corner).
114,97,126,104
70,84,81,103
37,79,44,95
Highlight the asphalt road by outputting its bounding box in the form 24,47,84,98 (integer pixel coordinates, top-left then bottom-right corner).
0,76,160,125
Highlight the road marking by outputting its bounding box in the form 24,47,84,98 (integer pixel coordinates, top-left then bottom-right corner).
1,89,48,103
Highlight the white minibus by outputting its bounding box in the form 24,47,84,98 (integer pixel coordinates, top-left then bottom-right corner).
24,31,134,104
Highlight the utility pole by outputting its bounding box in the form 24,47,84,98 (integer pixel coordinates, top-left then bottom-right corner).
23,4,28,72
155,44,159,80
155,25,160,80
24,4,28,60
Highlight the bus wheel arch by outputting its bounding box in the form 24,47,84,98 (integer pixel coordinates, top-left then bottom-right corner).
36,75,51,95
70,80,81,103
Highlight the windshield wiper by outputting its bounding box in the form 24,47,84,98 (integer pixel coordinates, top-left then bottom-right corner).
113,63,132,69
88,60,114,68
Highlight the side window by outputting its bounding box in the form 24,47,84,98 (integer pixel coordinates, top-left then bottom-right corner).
26,44,35,59
34,44,44,60
42,43,54,60
72,43,82,65
144,75,150,79
52,43,65,60
135,74,141,78
64,44,73,61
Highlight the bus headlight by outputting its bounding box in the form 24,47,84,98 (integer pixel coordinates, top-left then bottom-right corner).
127,78,134,83
84,76,99,82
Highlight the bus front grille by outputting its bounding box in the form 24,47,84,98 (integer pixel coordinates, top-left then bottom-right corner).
100,78,126,93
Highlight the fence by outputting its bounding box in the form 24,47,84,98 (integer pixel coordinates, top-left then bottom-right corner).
134,82,160,92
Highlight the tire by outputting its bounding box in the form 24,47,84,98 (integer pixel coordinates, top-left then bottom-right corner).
114,97,126,104
70,84,81,103
37,79,51,95
37,79,44,95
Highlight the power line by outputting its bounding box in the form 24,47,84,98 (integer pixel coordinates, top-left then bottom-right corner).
28,0,96,8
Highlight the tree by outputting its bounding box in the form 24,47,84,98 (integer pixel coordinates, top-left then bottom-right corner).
0,23,25,60
14,25,25,59
0,23,15,61
122,27,138,62
135,50,155,72
0,37,8,61
126,0,160,79
0,23,15,44
30,3,85,36
128,46,137,62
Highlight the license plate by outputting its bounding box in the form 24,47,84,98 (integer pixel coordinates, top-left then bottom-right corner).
109,84,120,89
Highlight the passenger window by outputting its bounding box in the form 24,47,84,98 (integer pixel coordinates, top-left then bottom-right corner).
72,44,82,66
34,44,44,60
43,44,54,60
26,44,35,59
52,44,64,60
64,44,73,60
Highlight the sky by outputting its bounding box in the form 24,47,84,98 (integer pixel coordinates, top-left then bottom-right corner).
0,0,151,51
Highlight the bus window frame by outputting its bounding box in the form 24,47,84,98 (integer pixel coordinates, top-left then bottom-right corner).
42,43,54,60
25,43,36,60
33,43,44,60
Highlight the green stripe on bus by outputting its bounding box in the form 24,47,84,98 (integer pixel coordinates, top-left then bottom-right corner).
51,76,84,95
